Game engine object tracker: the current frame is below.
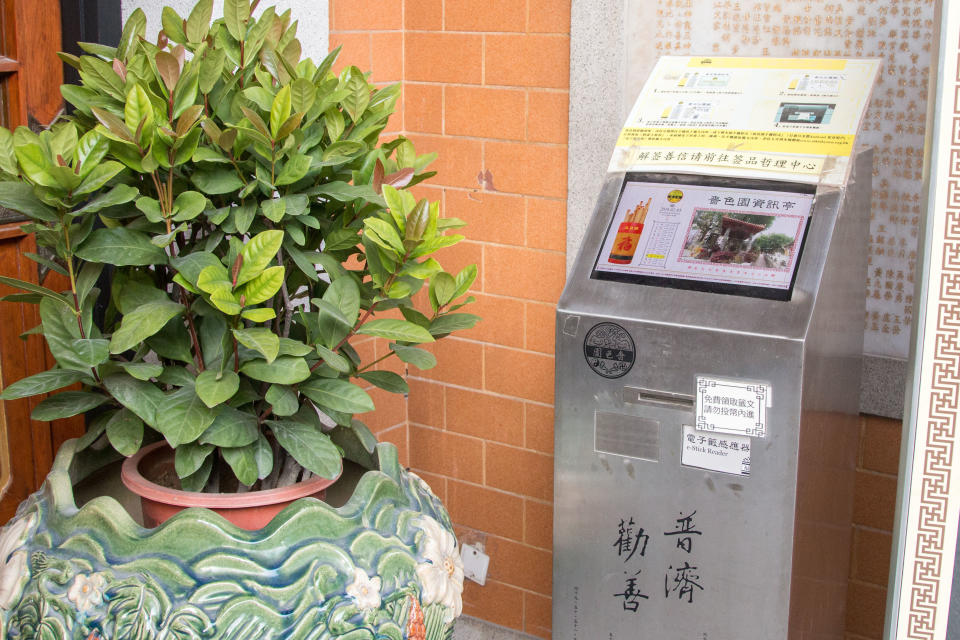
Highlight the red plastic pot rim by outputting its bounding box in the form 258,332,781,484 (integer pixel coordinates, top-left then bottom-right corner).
121,441,341,510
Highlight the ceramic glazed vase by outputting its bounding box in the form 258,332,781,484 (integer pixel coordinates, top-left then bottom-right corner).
0,439,464,640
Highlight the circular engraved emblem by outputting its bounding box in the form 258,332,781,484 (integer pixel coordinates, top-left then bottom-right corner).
583,322,635,379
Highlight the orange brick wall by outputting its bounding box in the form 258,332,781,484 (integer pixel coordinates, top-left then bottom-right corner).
330,5,900,639
845,415,901,640
330,2,569,636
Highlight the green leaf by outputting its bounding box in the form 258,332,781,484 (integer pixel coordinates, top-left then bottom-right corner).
157,386,217,447
191,168,244,194
172,190,208,222
124,84,154,141
0,276,73,309
429,272,456,311
323,276,360,325
320,140,364,165
171,252,222,286
76,228,168,266
31,391,106,421
0,182,57,221
278,338,314,357
180,453,214,488
270,84,292,138
186,0,214,42
195,369,240,408
430,313,481,336
265,384,299,416
268,420,342,479
223,0,251,41
357,319,435,343
110,300,184,354
117,7,146,59
0,369,87,400
199,405,258,447
283,242,319,282
275,153,312,186
239,265,284,305
74,160,124,195
233,200,256,234
161,6,187,44
103,373,165,427
364,217,404,255
261,198,285,222
73,184,138,215
290,77,316,113
316,345,350,373
330,419,377,467
223,443,259,486
241,307,276,322
232,327,279,363
240,356,310,384
118,362,163,381
342,69,370,122
253,433,273,478
358,370,409,394
300,378,374,413
453,264,478,299
69,338,110,367
390,344,437,370
105,408,144,456
175,441,214,479
196,262,231,294
236,229,284,286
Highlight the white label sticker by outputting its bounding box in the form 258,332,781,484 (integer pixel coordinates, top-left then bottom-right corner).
695,376,769,438
681,425,751,476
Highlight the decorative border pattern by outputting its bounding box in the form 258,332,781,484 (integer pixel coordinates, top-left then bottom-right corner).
901,13,960,640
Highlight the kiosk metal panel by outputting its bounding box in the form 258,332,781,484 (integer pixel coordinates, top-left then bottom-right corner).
553,151,872,640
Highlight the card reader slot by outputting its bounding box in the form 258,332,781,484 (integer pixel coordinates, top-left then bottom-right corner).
623,386,695,408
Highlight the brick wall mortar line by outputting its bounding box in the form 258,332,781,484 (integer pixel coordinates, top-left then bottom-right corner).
410,465,554,506
410,131,568,149
408,378,557,408
404,80,569,95
409,422,553,457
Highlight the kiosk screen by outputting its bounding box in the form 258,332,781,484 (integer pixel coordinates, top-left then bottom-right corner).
591,174,816,300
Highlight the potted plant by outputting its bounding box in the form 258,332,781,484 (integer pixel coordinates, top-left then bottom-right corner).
0,1,477,637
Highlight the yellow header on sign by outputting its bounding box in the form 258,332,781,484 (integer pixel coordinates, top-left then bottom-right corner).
687,57,848,70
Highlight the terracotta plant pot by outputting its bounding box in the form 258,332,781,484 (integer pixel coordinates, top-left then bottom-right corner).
121,442,341,529
0,439,464,639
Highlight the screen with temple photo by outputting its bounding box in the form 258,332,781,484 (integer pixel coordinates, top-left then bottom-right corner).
591,175,817,300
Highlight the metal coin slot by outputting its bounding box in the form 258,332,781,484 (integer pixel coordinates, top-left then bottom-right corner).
623,386,695,408
594,411,661,462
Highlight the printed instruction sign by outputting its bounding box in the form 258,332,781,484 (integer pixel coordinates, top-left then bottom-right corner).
681,425,751,477
695,376,769,438
610,56,881,184
592,180,814,293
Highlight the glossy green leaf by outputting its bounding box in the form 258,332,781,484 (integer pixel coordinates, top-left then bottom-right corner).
172,190,208,222
358,370,408,394
186,0,213,42
124,84,154,140
232,327,279,363
175,441,214,479
161,6,187,44
31,391,106,421
0,369,87,400
191,168,244,194
239,265,284,305
157,386,217,447
341,69,370,122
73,184,138,215
275,153,312,186
195,369,240,408
0,276,73,309
300,378,374,413
270,84,292,138
323,276,360,325
74,160,124,196
236,229,283,286
240,356,310,384
68,338,110,367
109,300,184,354
118,362,163,381
241,307,276,323
223,443,259,486
265,384,299,416
223,0,250,41
105,408,144,456
389,344,437,370
268,420,342,479
357,319,434,343
316,345,350,373
103,373,165,427
429,312,481,335
199,405,258,447
0,182,57,221
76,228,168,266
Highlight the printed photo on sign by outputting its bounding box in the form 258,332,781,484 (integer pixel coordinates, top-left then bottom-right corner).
592,177,814,299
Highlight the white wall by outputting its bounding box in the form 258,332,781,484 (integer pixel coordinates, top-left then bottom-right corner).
120,0,329,64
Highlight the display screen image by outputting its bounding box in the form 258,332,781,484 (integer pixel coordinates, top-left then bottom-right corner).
775,102,835,124
591,175,817,300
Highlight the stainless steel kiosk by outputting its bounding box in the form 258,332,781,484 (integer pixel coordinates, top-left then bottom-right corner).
553,151,872,640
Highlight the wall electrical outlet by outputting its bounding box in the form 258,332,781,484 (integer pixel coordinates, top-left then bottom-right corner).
460,543,490,585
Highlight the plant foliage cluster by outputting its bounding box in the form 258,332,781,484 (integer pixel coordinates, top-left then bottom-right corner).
0,0,478,491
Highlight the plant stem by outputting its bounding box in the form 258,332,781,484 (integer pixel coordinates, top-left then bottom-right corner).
181,291,205,372
356,350,396,373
